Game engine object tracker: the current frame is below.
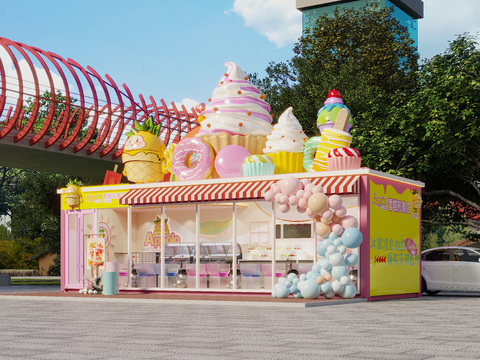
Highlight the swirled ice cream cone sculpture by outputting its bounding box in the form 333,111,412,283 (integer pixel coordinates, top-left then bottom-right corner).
312,108,352,171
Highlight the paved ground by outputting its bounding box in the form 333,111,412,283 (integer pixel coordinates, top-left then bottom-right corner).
0,287,480,359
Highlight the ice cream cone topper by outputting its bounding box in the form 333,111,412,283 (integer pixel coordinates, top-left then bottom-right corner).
317,89,353,134
122,117,167,183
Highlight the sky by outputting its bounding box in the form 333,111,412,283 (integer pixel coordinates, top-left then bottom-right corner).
1,0,479,112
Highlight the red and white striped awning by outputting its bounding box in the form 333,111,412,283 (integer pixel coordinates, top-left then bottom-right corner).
119,175,360,206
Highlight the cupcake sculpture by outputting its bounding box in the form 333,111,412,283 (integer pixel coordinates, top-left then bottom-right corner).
263,107,307,174
317,89,353,134
196,62,273,155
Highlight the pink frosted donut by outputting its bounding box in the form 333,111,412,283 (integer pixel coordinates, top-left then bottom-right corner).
172,137,214,180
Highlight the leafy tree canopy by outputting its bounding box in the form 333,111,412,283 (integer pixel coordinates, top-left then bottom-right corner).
252,3,479,235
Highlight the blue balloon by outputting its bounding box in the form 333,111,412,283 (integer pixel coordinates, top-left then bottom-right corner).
333,238,343,247
293,291,304,298
278,277,286,284
287,273,298,281
338,245,347,254
331,265,349,280
308,271,321,280
317,247,326,257
331,280,344,294
319,259,332,270
341,284,357,298
320,281,332,293
329,253,345,267
341,227,363,248
276,284,290,298
321,239,333,251
326,245,338,255
289,284,298,294
271,290,277,298
328,232,338,241
300,279,321,299
312,264,321,273
320,268,330,277
292,278,300,285
299,274,307,281
345,253,359,266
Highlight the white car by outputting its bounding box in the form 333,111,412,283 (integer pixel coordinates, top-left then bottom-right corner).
421,246,480,295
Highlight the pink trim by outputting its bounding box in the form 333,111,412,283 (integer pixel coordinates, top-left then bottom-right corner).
359,174,370,299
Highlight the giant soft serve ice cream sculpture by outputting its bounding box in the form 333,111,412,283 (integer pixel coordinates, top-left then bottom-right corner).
263,107,307,174
196,62,273,155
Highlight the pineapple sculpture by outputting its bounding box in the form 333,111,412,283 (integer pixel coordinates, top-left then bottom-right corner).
122,117,167,183
412,190,423,213
65,179,82,209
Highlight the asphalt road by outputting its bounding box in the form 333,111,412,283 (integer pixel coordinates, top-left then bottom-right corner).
0,287,480,359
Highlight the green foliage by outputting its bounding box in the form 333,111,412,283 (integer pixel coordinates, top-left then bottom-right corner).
0,239,38,269
48,255,61,276
0,167,25,217
21,90,93,140
251,4,418,136
9,172,70,254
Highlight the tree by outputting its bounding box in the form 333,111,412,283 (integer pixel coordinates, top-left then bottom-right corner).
251,3,419,135
21,90,95,141
403,34,480,232
252,3,479,236
0,167,24,218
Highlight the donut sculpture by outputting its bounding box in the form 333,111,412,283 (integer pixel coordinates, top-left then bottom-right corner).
172,137,214,181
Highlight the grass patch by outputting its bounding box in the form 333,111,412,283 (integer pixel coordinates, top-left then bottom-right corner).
11,278,60,286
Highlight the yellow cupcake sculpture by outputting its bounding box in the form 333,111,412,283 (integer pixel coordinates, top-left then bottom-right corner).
122,117,167,183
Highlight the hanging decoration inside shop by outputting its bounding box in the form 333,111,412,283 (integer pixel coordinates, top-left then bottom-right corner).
200,219,233,238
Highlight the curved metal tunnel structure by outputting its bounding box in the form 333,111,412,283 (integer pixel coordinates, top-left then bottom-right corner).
0,37,200,178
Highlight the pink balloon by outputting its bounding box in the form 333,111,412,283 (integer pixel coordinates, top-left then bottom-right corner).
279,203,290,213
297,205,307,213
271,184,281,194
312,186,323,194
300,179,311,187
335,206,347,218
304,183,314,193
298,198,308,209
215,145,251,178
281,176,302,195
275,192,283,203
289,195,299,205
279,194,289,204
306,208,316,218
328,195,343,209
303,191,312,200
264,190,275,202
331,224,344,235
340,215,359,229
322,209,334,220
296,189,305,199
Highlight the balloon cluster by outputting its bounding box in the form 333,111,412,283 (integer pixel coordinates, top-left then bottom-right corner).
272,229,363,299
264,176,358,238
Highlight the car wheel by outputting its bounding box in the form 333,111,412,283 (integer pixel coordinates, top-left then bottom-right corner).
422,278,440,295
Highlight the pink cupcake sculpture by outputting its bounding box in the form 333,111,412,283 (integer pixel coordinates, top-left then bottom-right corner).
327,147,361,171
